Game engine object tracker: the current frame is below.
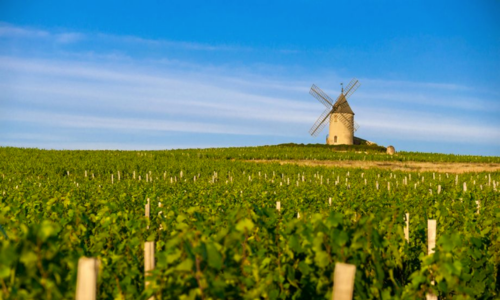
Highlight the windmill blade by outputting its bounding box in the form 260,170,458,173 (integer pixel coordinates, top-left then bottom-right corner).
336,112,354,131
344,80,361,100
309,106,332,136
344,78,357,93
354,122,360,132
309,84,334,108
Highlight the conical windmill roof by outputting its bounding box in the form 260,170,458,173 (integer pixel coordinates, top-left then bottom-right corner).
333,94,354,115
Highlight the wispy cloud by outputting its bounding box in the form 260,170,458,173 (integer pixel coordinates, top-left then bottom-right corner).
0,23,49,38
0,23,84,44
98,33,245,51
0,23,245,52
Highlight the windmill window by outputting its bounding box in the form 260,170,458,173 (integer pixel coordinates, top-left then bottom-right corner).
333,115,338,122
334,136,337,143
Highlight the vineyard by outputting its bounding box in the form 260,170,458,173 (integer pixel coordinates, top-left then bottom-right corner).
0,145,499,299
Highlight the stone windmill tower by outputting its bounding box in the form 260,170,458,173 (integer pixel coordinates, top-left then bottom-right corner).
308,78,360,145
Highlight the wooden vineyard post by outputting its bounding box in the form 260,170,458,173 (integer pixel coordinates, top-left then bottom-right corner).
145,241,155,300
332,262,356,300
276,201,281,212
476,200,480,214
329,197,332,206
145,198,150,229
427,219,437,300
76,257,100,300
111,174,114,184
428,219,436,254
158,202,163,230
404,213,409,243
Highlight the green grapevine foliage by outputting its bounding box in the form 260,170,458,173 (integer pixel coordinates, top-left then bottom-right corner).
0,146,499,299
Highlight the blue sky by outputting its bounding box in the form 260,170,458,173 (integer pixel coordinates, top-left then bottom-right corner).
0,1,499,155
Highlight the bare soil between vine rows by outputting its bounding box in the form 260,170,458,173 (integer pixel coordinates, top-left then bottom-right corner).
244,159,500,174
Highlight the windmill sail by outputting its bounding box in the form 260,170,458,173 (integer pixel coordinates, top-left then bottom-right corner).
309,84,334,108
344,80,360,100
309,106,331,136
344,78,357,94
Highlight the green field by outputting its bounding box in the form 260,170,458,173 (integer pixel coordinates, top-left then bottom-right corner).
1,145,499,299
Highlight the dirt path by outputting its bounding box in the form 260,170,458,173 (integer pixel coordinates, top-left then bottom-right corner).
245,159,500,174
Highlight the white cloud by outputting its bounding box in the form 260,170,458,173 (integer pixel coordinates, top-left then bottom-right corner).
0,23,49,38
55,32,85,44
0,23,244,51
358,109,500,144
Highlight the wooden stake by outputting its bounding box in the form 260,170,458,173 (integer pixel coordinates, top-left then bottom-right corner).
426,219,438,299
404,213,409,242
144,241,155,299
145,198,150,229
329,197,332,206
428,220,436,255
276,201,281,212
76,257,99,300
332,263,356,300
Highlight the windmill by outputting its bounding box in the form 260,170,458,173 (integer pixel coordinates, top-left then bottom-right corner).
308,78,361,145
